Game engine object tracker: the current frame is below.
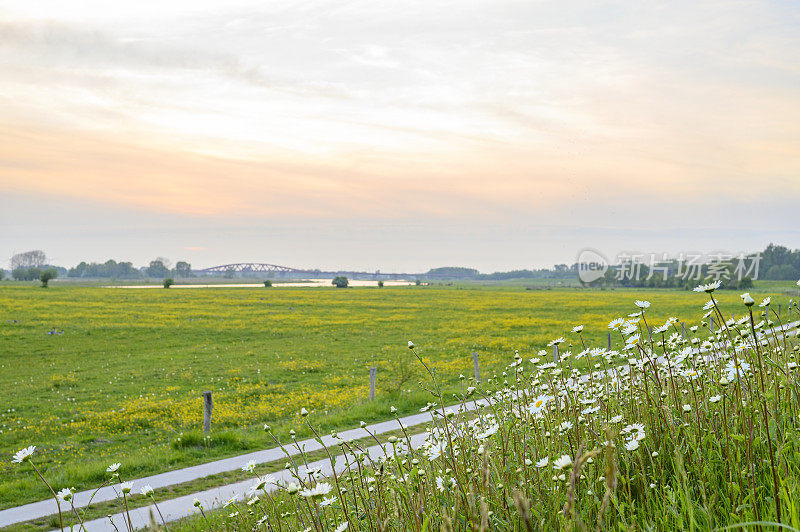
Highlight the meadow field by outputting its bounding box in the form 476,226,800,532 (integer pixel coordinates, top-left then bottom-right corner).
1,282,797,515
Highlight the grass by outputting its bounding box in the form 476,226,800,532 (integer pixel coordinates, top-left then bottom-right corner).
1,281,797,510
161,289,800,531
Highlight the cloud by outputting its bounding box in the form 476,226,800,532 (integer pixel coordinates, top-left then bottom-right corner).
0,0,798,262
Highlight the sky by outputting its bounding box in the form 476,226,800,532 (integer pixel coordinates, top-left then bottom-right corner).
1,0,799,273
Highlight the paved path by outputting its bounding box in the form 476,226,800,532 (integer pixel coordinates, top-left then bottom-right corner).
1,401,484,529
80,432,431,531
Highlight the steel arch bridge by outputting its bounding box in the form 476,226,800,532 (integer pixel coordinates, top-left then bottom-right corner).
198,263,303,274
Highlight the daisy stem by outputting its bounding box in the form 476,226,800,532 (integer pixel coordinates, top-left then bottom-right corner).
28,460,65,532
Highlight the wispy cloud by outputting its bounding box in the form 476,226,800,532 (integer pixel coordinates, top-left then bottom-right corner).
0,0,798,268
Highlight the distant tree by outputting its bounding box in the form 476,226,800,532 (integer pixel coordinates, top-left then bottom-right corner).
765,264,799,281
377,280,384,287
478,269,550,281
10,250,47,270
147,260,170,278
69,260,141,278
760,243,800,280
175,261,193,277
0,270,4,281
264,280,273,287
12,267,42,281
332,276,349,288
163,278,174,288
415,279,421,286
40,268,57,288
426,267,479,279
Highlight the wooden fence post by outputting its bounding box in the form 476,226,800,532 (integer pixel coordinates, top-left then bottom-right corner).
710,317,715,332
202,391,213,434
472,352,480,382
369,367,377,400
607,333,611,350
553,344,559,364
681,322,687,339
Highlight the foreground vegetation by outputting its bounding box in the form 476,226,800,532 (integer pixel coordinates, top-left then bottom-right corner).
13,281,800,530
1,282,797,514
170,285,800,530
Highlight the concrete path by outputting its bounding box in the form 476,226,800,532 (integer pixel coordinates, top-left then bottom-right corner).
79,432,430,531
1,401,484,529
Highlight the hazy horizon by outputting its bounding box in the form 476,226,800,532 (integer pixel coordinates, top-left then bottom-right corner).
2,1,799,272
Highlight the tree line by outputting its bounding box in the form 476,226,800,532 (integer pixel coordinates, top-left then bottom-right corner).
67,258,194,278
424,244,800,286
4,251,195,280
4,243,800,283
587,243,800,289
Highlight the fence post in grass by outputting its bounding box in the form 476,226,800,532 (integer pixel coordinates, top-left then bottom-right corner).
202,391,213,434
553,344,559,364
607,332,611,350
681,322,687,339
472,352,480,382
369,367,377,400
710,317,715,332
778,304,782,321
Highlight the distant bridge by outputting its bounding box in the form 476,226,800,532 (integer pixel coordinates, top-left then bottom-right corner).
198,263,302,274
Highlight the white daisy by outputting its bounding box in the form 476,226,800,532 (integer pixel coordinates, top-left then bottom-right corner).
320,496,337,507
11,446,36,464
527,395,550,415
693,280,721,293
223,496,237,507
553,454,573,470
299,482,333,498
608,318,625,330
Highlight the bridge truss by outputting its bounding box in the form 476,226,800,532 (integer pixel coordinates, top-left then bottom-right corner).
198,263,303,274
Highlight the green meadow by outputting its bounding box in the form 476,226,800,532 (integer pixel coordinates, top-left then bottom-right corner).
1,282,796,509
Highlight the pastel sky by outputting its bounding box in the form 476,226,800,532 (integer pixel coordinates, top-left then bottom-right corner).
1,0,799,272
